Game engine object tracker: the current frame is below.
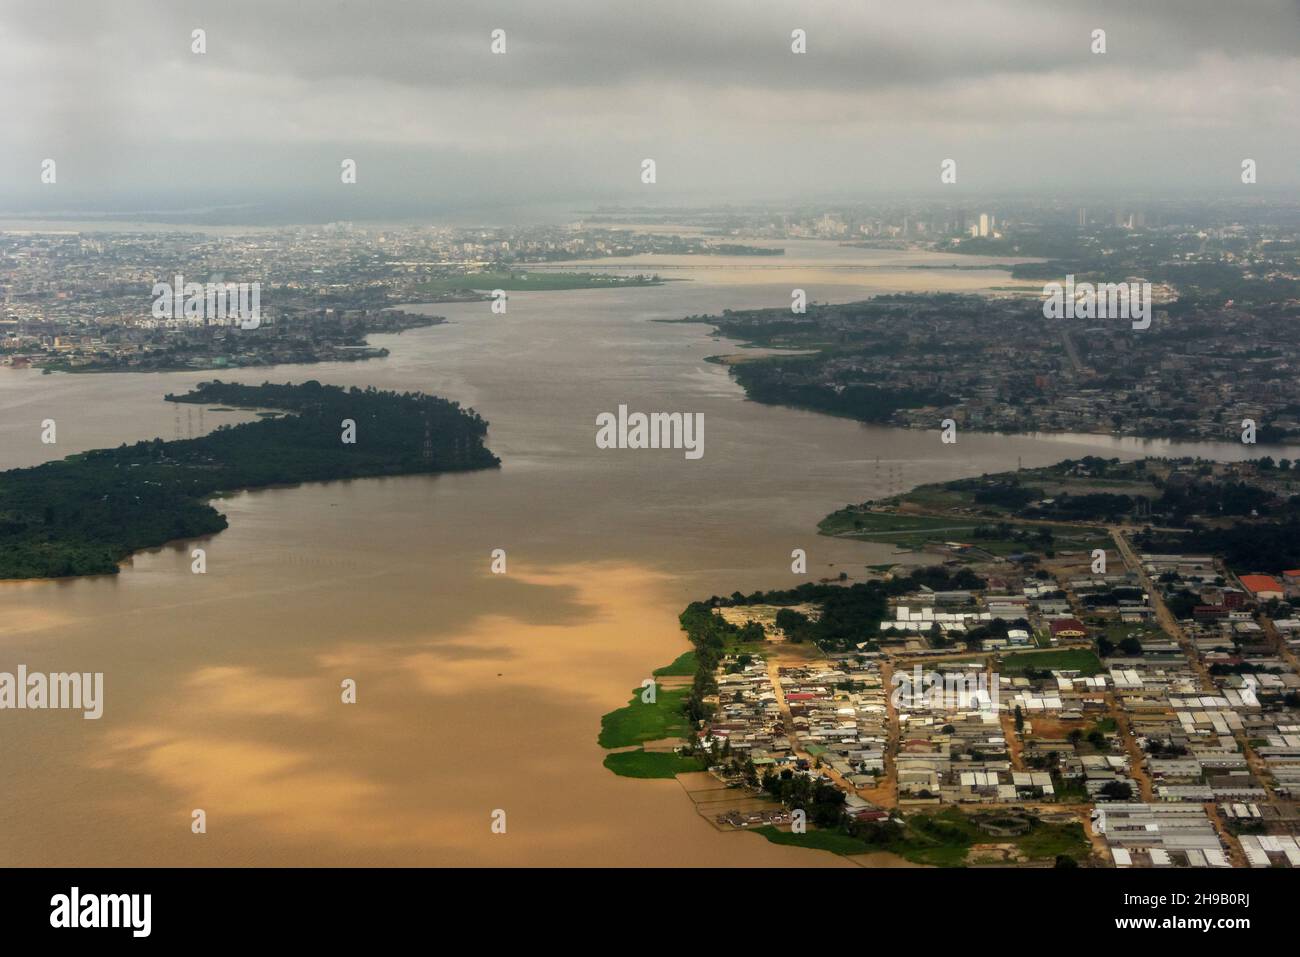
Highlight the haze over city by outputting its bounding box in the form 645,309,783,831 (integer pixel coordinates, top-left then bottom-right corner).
1,0,1298,221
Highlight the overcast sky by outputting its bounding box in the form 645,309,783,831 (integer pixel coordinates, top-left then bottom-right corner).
1,0,1297,218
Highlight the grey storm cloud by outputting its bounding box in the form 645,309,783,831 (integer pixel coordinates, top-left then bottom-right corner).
1,0,1297,213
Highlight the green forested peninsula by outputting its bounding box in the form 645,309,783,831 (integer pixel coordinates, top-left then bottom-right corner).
0,380,499,579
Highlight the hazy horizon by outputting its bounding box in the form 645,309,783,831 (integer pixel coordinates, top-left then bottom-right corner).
2,0,1297,221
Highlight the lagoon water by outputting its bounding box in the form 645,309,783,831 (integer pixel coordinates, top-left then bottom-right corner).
0,239,1270,865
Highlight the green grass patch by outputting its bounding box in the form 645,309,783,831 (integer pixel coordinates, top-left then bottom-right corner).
892,808,1088,866
598,686,691,749
1050,773,1090,803
891,807,981,866
719,639,770,659
653,651,697,677
756,807,1090,866
818,507,1106,557
901,486,972,510
1100,621,1164,645
1017,821,1090,862
753,825,873,856
1000,649,1103,676
819,510,974,539
602,750,705,779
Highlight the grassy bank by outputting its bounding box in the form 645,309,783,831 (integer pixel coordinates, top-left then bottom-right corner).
819,507,1109,556
755,807,1090,866
597,686,692,750
602,750,706,779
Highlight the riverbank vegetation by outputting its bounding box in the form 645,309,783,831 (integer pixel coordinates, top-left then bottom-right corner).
0,380,499,579
755,805,1090,866
415,271,663,295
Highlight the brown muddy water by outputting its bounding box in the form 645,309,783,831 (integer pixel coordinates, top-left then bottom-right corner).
0,239,1267,865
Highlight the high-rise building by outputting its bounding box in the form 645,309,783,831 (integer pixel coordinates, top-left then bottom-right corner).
978,213,989,237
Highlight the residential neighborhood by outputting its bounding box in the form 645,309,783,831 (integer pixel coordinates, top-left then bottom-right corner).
679,517,1300,868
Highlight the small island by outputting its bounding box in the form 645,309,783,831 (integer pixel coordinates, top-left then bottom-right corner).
415,271,666,299
0,380,500,579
